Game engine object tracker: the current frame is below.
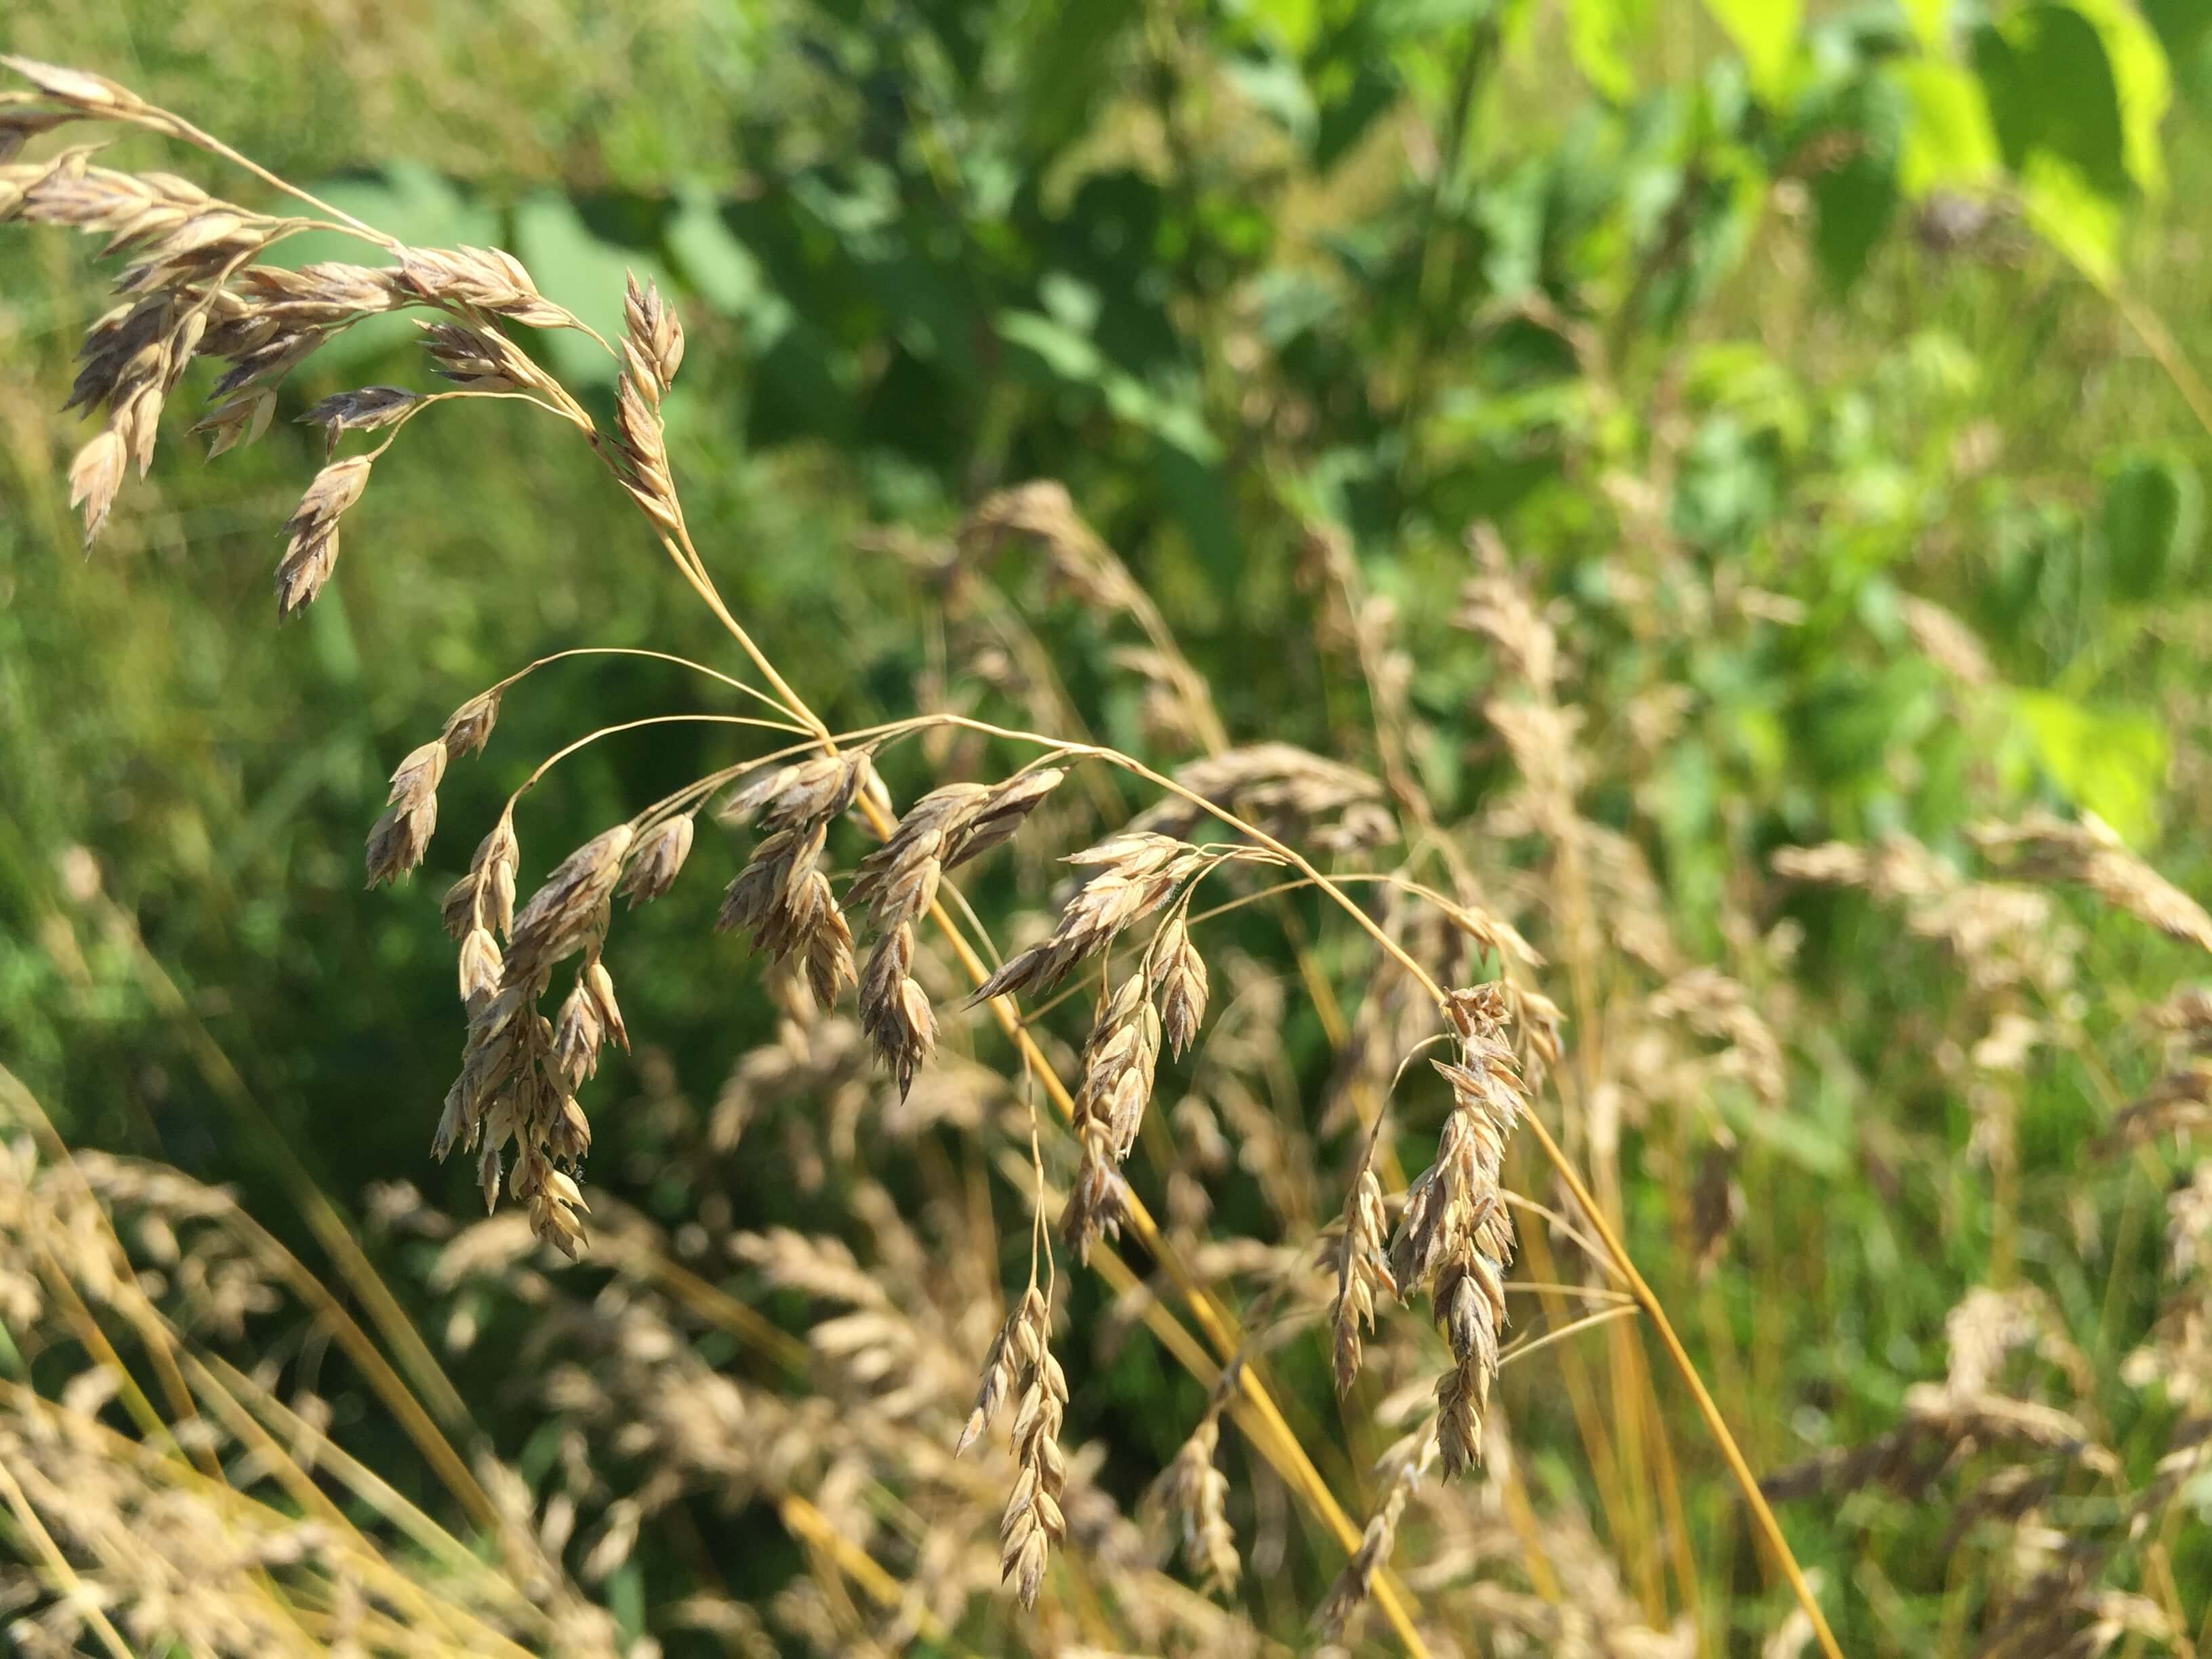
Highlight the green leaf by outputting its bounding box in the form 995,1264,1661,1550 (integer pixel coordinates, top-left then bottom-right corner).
1811,85,1902,292
2101,450,2203,602
1902,0,1952,52
1702,0,1801,99
1247,0,1320,56
2065,0,2174,195
513,193,676,383
2010,691,2167,845
1973,6,2129,198
665,187,764,315
2145,0,2212,114
1895,62,2002,198
995,310,1108,384
1566,0,1639,101
2018,152,2122,288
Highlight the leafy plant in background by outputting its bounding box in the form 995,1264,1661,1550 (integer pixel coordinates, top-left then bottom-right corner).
5,1,2212,1655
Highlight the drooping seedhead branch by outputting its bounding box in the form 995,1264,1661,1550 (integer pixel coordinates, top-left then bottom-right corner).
1,57,1846,1654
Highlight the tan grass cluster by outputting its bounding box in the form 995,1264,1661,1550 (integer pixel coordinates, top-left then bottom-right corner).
55,56,2212,1658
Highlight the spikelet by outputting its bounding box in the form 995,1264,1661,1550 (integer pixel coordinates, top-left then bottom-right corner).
456,926,503,1011
365,740,447,886
398,245,575,329
848,771,1065,1092
439,687,503,758
717,750,873,1011
622,271,684,396
1153,1411,1239,1595
443,815,520,941
505,827,634,989
418,319,541,395
1146,906,1210,1060
66,428,125,546
999,1303,1067,1607
298,386,422,449
951,1285,1068,1605
970,832,1208,1004
276,454,374,618
1316,1431,1437,1639
617,817,693,907
958,1286,1042,1457
1387,983,1525,1476
1330,1160,1395,1396
718,751,876,833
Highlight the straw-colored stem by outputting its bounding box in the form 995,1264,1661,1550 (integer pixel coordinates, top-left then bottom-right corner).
0,1456,140,1659
1517,1105,1843,1659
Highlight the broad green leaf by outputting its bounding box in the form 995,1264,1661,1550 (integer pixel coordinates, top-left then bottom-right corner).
1248,0,1320,55
2145,0,2212,114
1896,62,2001,198
1811,81,1902,292
995,310,1107,384
2101,450,2203,602
2010,690,2167,845
1974,6,2129,199
665,186,766,316
513,194,677,384
2066,0,2174,195
1702,0,1800,99
1902,0,1952,52
1567,0,1637,101
2018,152,2121,288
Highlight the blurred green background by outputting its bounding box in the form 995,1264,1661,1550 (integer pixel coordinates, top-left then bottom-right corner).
7,1,2212,1652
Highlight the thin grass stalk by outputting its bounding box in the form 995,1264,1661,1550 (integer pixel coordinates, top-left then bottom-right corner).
1517,1105,1844,1659
0,1378,528,1659
777,1491,979,1659
928,874,1433,1652
170,1358,541,1658
31,916,506,1529
187,1353,542,1626
0,1457,138,1659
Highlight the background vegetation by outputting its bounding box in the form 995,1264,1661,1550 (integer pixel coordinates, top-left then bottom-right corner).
7,1,2212,1654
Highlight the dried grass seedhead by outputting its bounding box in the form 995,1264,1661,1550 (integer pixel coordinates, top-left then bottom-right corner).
300,384,422,450
365,738,446,886
1317,1431,1437,1641
619,816,695,907
440,687,504,758
1900,594,1995,688
956,1287,1067,1608
277,454,375,617
445,815,520,942
720,751,877,834
1972,811,2212,956
400,244,575,329
1153,1410,1240,1595
508,827,633,989
623,271,685,396
1146,908,1210,1061
1391,983,1525,1477
1330,1160,1396,1397
961,480,1141,613
1130,743,1392,852
974,832,1211,1003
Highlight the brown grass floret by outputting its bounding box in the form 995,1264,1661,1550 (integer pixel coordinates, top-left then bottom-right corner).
1388,984,1525,1477
365,739,447,886
276,454,375,617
